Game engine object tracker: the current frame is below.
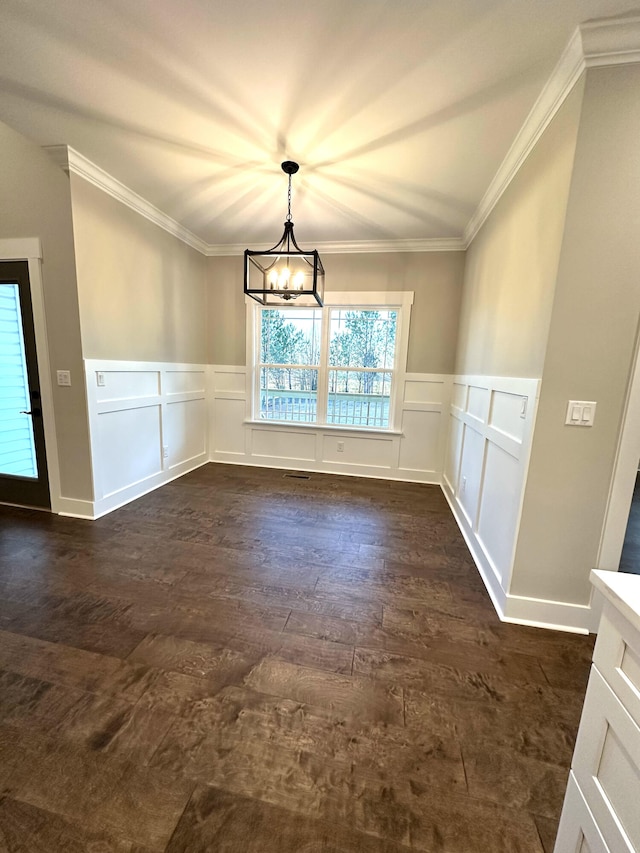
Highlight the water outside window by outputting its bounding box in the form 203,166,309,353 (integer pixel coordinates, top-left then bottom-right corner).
0,283,37,477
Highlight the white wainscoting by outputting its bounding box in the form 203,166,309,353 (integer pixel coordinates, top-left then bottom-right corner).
442,374,590,633
83,360,208,518
208,365,451,484
444,374,538,624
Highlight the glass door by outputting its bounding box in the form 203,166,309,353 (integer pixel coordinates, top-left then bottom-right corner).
0,260,50,508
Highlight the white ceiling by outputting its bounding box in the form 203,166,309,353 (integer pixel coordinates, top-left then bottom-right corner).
0,0,637,248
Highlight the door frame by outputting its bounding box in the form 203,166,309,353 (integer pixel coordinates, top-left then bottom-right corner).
0,238,62,513
597,315,640,570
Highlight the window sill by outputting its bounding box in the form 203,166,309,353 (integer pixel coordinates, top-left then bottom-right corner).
243,419,403,437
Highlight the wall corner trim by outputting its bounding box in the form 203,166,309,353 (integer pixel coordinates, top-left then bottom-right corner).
464,15,640,248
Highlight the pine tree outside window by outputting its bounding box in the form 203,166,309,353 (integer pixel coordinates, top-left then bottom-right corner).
248,292,413,431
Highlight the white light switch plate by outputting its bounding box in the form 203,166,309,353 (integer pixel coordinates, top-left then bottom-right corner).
56,370,71,386
565,400,597,426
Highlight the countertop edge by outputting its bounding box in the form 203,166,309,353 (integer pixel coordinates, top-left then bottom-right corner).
591,569,640,633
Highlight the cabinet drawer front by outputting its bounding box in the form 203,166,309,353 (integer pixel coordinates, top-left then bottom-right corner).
593,603,640,728
573,667,640,853
554,772,611,853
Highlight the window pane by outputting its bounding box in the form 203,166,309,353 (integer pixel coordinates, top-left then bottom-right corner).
260,368,318,422
0,283,37,478
329,309,397,369
327,371,392,427
261,308,321,366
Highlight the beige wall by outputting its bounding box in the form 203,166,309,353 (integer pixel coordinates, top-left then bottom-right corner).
0,122,93,502
208,250,465,373
511,64,640,605
70,177,208,363
208,255,247,366
455,78,584,378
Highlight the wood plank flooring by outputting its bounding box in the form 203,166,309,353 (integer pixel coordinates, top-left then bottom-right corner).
0,463,593,852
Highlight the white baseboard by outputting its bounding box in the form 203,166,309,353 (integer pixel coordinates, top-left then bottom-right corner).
443,482,593,634
55,497,96,519
56,455,207,520
90,453,208,519
210,455,442,486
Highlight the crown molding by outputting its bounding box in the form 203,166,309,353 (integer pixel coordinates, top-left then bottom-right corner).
206,237,465,256
581,14,640,67
44,145,209,255
44,15,640,261
463,28,585,247
45,145,463,257
464,15,640,248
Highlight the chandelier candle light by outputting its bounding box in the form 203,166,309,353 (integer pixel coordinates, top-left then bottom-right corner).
244,161,324,307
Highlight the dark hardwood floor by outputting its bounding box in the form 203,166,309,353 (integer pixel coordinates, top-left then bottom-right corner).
0,463,593,852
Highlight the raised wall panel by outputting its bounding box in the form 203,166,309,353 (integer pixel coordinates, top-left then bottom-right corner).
97,405,162,496
399,410,441,472
214,370,245,394
467,384,490,422
452,382,467,411
404,379,443,405
164,370,205,395
323,434,393,468
476,442,520,582
458,423,484,526
85,359,208,518
213,398,246,454
444,414,463,490
251,428,316,462
164,398,206,466
442,375,550,629
95,370,160,401
489,389,526,442
209,366,450,484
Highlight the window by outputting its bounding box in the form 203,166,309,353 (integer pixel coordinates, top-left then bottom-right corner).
248,292,413,431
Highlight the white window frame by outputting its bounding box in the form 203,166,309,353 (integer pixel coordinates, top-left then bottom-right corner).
245,291,414,434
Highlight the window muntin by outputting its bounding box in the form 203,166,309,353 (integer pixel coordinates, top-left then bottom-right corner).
256,305,400,429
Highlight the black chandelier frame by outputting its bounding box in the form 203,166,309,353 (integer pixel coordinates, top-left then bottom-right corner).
244,161,325,307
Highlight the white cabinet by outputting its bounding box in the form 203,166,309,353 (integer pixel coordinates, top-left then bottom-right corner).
554,571,640,853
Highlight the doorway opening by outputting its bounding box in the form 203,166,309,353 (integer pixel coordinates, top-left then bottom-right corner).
619,465,640,575
0,259,50,508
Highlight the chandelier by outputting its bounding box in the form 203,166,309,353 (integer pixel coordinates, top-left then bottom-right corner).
244,161,324,307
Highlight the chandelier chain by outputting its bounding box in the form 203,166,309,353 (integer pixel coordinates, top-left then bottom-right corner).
286,174,292,222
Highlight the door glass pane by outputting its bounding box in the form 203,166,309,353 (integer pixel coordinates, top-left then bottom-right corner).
327,370,392,427
260,368,318,422
0,283,37,478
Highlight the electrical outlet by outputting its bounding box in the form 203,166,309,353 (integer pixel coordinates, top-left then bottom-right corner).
162,445,169,459
337,441,344,452
96,372,105,387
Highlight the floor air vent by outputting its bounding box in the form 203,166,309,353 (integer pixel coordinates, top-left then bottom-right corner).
283,473,311,480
